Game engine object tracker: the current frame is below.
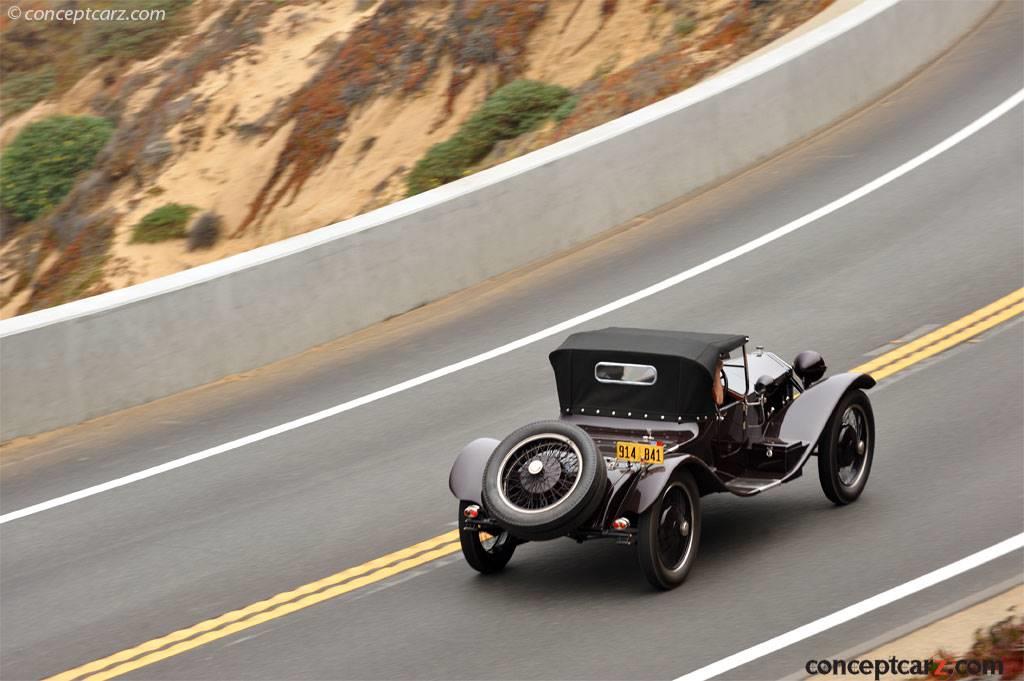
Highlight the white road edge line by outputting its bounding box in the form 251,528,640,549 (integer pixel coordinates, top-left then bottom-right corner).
675,533,1024,681
2,89,1021,526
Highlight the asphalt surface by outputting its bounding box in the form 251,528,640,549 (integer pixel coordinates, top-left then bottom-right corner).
2,4,1022,680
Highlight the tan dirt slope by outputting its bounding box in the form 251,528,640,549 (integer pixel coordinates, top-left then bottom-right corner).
0,0,832,318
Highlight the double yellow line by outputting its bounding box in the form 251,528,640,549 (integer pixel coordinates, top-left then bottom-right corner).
48,532,462,681
48,289,1023,681
850,288,1024,379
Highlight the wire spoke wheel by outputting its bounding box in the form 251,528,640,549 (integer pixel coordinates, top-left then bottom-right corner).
497,435,583,513
481,421,607,542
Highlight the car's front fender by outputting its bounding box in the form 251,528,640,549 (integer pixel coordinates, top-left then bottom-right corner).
449,437,499,504
779,372,875,479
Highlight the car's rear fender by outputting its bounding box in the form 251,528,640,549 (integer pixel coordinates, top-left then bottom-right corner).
449,437,499,504
619,455,726,516
778,372,875,480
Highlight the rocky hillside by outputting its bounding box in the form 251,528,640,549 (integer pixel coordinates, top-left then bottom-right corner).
0,0,831,317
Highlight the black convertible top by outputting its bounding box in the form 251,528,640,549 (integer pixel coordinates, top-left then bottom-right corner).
549,328,748,419
553,328,747,376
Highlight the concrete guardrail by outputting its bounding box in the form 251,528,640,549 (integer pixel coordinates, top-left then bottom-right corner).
0,0,996,441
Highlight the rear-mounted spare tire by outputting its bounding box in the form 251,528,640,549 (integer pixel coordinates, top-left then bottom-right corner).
481,420,607,541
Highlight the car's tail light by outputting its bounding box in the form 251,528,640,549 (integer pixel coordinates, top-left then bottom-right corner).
463,504,480,519
610,517,630,530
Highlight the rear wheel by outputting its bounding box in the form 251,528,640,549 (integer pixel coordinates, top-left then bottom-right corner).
817,389,875,505
458,502,515,574
637,470,701,590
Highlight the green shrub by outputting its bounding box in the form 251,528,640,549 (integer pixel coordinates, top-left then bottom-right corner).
674,16,696,36
407,80,572,196
0,65,56,120
464,80,573,140
406,138,484,192
131,203,197,243
553,94,579,123
0,115,114,222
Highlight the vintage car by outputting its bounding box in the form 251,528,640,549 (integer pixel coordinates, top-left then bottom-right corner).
449,328,876,589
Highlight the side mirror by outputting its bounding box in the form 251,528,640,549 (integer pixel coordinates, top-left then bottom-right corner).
793,351,826,387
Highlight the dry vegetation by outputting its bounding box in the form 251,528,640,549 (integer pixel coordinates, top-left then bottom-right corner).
910,614,1023,680
239,0,548,232
0,0,833,318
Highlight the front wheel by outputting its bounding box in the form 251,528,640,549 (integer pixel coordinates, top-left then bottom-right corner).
817,389,875,505
458,502,516,574
637,471,701,590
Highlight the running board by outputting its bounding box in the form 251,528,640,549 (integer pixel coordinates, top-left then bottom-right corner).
724,477,783,496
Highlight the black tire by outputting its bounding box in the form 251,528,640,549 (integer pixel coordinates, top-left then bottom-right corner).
637,469,701,590
481,420,607,541
458,502,516,574
817,389,875,505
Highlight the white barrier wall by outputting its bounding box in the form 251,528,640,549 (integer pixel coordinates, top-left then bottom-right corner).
0,0,996,441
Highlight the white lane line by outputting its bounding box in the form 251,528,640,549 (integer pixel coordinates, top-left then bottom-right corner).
2,89,1021,526
675,533,1024,681
776,575,1024,681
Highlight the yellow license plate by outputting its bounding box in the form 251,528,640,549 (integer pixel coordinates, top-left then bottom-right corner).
615,441,664,464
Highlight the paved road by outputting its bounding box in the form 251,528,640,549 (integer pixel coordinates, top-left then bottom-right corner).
2,4,1022,680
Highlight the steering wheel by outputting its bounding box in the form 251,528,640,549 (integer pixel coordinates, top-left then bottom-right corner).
719,366,729,396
